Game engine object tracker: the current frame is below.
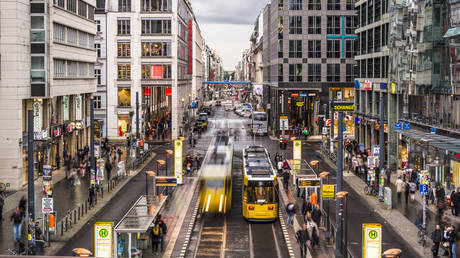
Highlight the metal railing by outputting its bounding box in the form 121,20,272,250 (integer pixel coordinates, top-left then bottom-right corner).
320,208,355,258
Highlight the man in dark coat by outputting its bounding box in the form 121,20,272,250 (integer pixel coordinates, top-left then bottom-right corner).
311,204,322,227
431,224,443,257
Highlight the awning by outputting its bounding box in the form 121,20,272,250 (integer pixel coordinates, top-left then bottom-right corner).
444,27,460,39
399,129,460,154
114,195,167,233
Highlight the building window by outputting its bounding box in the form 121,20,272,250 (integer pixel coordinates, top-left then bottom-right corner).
327,0,340,10
278,39,283,58
368,2,373,24
327,40,340,58
289,64,302,82
360,31,366,55
346,64,355,81
54,0,65,8
289,0,302,10
31,56,45,82
346,0,354,10
118,63,131,80
67,28,77,44
54,59,66,78
279,0,283,10
278,64,283,82
141,19,171,34
78,0,87,18
141,64,171,79
308,64,321,82
289,16,302,34
308,0,321,10
327,16,340,34
88,6,95,20
278,16,283,39
118,87,131,107
345,40,355,58
53,23,66,42
367,28,373,54
67,61,77,77
374,26,381,52
327,64,340,82
375,0,381,21
118,0,131,12
96,20,101,32
117,19,130,35
308,16,321,34
289,40,302,58
367,58,373,78
93,95,102,109
95,43,101,57
141,0,171,12
78,62,88,77
374,57,381,78
308,40,321,58
117,41,131,57
78,31,87,47
67,0,77,13
345,16,356,35
141,42,171,57
95,68,101,84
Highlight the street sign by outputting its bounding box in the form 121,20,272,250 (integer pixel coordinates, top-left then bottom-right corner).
372,145,380,156
42,197,53,213
298,178,320,188
280,116,288,130
331,101,355,111
363,223,382,258
174,139,183,184
322,184,335,200
43,165,52,181
419,184,428,195
394,122,402,130
94,222,113,258
155,176,177,186
403,122,411,130
430,127,436,134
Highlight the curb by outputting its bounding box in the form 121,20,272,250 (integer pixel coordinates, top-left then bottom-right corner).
44,152,157,255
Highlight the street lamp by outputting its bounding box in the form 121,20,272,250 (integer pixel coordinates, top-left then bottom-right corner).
310,160,319,173
336,191,349,257
382,248,402,258
145,170,155,196
320,171,330,238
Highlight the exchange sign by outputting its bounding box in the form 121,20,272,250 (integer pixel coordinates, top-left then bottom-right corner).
331,101,355,112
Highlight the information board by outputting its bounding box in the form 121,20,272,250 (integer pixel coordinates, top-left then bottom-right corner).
155,176,177,186
363,223,382,258
322,184,335,200
298,178,320,187
94,222,113,258
174,140,183,184
280,116,289,130
42,197,53,213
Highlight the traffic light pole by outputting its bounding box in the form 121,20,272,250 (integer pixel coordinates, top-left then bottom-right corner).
335,111,344,257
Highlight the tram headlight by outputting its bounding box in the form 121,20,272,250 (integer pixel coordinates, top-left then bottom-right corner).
218,194,224,212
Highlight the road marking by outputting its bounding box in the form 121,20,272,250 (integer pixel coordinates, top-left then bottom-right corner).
248,223,254,258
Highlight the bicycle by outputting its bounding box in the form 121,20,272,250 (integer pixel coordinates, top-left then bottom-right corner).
417,224,426,247
364,182,378,196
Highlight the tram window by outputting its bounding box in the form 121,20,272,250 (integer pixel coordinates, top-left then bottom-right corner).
207,180,224,188
247,181,275,203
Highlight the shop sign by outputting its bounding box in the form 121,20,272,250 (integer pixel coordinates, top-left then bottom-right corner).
362,223,382,258
307,93,316,97
332,101,355,111
75,122,83,130
150,65,163,80
354,80,360,89
165,88,172,96
372,145,380,156
53,126,62,137
403,122,411,130
42,197,53,213
419,184,429,195
326,119,331,127
380,83,388,89
299,93,307,97
75,95,82,121
391,83,396,94
394,122,402,130
363,80,372,91
293,140,301,160
34,129,48,141
296,101,304,107
356,118,361,124
174,139,183,184
456,153,460,158
66,124,73,133
33,101,42,133
63,96,70,121
298,177,320,188
94,222,113,258
43,165,52,181
290,93,299,97
280,116,289,130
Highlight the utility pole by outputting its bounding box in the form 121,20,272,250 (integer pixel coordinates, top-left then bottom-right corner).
335,111,344,257
27,110,35,220
379,96,385,201
136,92,140,140
90,98,95,182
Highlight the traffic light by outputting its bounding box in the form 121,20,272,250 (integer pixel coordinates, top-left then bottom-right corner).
280,139,287,150
284,140,288,149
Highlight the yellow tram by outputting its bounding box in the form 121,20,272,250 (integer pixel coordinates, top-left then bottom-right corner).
242,145,278,221
199,134,234,214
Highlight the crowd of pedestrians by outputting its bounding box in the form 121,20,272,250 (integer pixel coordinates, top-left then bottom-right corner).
150,214,168,255
144,119,171,141
431,223,459,257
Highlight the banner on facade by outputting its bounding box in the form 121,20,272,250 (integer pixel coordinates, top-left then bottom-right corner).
174,140,183,184
75,95,82,121
150,65,163,80
63,96,70,121
33,101,42,132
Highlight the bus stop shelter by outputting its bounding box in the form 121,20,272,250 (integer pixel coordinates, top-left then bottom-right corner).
114,195,167,258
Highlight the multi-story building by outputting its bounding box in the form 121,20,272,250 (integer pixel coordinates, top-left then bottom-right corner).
262,0,357,135
94,0,108,139
105,0,202,141
0,0,97,189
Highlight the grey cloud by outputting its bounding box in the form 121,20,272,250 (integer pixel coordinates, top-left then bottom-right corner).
191,0,268,25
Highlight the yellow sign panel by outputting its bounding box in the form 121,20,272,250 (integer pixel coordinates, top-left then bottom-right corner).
391,83,396,94
94,222,113,258
280,116,288,119
296,101,304,107
298,178,320,187
174,140,183,184
155,176,177,186
322,184,335,198
363,223,382,258
293,140,302,161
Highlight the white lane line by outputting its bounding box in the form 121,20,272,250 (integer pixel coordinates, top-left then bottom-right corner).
248,223,254,258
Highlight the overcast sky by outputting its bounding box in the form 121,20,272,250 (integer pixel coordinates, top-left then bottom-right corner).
191,0,269,71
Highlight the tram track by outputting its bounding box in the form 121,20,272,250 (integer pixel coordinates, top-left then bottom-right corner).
194,214,227,257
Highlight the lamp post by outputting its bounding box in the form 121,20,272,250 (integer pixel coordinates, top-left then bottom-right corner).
165,150,173,176
156,160,165,195
320,171,330,236
382,249,402,258
336,191,349,258
145,170,155,196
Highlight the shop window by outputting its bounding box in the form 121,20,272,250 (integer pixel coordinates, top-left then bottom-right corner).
141,42,170,57
141,64,171,79
117,41,131,57
117,63,131,80
118,114,130,136
118,87,131,107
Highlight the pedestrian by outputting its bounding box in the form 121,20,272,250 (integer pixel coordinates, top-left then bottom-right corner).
56,155,61,170
117,148,123,162
302,128,309,140
448,225,458,258
311,204,322,227
431,224,443,257
195,154,202,170
105,160,112,182
452,189,460,217
186,162,192,177
442,225,451,256
385,165,391,186
285,201,297,226
156,215,167,252
0,191,5,222
435,185,447,216
277,159,283,175
10,207,23,244
65,154,71,179
150,222,161,254
301,199,312,218
306,216,320,248
396,176,404,204
283,169,290,192
409,181,417,201
274,153,281,163
18,196,26,216
88,185,95,206
296,223,310,258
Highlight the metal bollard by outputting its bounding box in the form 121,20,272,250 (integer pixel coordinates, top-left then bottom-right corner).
78,207,81,220
65,217,68,232
74,210,77,224
69,214,72,228
61,221,64,235
101,187,103,198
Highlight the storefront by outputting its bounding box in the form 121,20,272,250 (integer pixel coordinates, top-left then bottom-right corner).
118,112,131,137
